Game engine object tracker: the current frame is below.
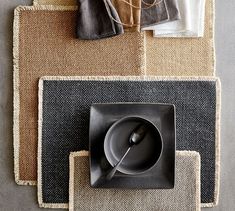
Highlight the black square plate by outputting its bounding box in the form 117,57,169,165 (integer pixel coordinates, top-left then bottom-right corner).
89,103,176,189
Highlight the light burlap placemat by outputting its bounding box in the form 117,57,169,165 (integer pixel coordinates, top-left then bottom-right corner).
13,5,145,186
37,76,221,208
145,0,215,75
33,0,216,76
68,151,201,211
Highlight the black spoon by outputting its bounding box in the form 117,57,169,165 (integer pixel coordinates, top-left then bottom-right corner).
106,124,148,180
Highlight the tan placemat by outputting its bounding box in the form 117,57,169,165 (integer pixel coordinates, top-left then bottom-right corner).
145,0,215,75
33,0,216,76
13,5,145,185
69,151,201,211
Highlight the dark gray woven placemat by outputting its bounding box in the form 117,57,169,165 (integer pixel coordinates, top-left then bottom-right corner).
38,76,220,208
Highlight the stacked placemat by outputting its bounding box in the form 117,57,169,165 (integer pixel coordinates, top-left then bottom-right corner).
69,151,201,211
13,0,220,210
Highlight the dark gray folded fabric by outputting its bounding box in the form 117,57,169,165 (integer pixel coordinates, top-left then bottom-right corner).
165,0,180,21
105,0,124,34
141,0,169,27
77,0,124,40
141,0,180,28
39,77,219,205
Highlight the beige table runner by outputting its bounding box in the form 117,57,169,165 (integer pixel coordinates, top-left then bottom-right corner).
69,151,201,211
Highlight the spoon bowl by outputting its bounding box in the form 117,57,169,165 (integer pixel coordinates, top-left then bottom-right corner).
104,116,163,175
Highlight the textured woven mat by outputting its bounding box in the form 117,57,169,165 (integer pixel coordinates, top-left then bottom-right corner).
145,0,215,75
38,76,220,208
13,6,145,185
69,151,201,211
33,0,216,76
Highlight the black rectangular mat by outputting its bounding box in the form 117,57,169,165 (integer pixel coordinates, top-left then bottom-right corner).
38,76,220,208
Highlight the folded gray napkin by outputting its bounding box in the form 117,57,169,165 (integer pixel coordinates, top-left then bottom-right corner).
141,0,180,29
141,0,169,27
77,0,124,40
165,0,181,20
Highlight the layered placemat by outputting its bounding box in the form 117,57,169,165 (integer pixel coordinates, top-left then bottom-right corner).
38,76,220,208
69,151,201,211
14,0,216,187
13,6,145,185
33,0,216,76
145,0,215,75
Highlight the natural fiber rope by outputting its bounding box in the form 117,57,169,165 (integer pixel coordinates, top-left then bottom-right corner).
119,0,163,9
104,0,163,27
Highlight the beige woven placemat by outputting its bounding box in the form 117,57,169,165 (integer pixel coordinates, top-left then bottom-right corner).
145,0,215,75
13,5,145,185
33,0,216,76
69,151,201,211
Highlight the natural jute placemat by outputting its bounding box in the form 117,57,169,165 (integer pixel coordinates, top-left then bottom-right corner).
145,0,215,75
38,76,220,208
33,0,216,76
69,151,201,211
13,5,145,186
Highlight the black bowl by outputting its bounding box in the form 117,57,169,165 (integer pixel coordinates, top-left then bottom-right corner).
104,116,163,175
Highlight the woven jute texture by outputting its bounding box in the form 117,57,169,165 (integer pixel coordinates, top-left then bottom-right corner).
13,6,145,186
33,0,216,76
69,151,201,211
145,0,215,75
37,76,220,208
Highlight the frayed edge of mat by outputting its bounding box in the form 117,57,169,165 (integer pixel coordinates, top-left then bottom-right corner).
212,0,217,76
33,0,77,6
14,5,78,12
39,203,68,209
38,80,44,206
13,4,20,186
39,75,219,82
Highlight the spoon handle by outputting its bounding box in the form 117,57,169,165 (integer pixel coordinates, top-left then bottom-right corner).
106,146,131,180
